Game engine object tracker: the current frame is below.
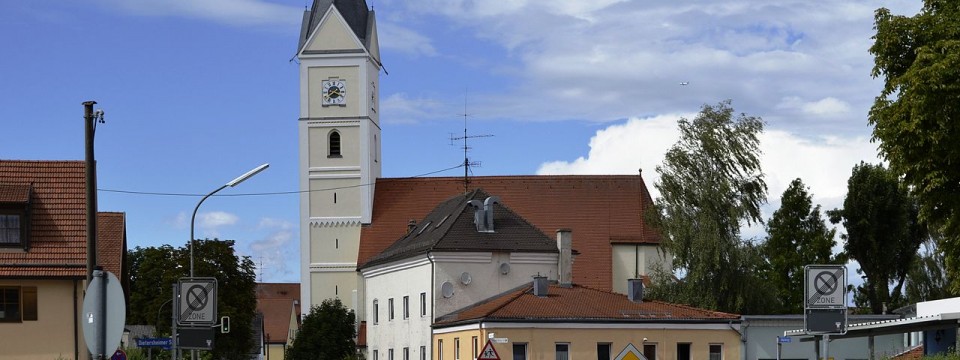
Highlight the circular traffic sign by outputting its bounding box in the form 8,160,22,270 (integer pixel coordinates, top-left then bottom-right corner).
814,271,839,295
186,284,209,311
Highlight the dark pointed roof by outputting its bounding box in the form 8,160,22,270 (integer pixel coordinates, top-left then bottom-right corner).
299,0,371,52
359,189,558,270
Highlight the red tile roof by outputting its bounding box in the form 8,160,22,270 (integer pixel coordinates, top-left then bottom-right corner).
0,160,126,278
361,175,660,290
892,345,923,360
434,283,738,327
256,283,302,344
0,184,31,203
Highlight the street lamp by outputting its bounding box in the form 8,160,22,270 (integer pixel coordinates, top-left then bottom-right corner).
189,163,269,277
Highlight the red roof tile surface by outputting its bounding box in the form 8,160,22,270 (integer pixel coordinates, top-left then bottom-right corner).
0,160,125,278
361,175,660,290
256,283,302,344
435,283,738,327
891,345,923,360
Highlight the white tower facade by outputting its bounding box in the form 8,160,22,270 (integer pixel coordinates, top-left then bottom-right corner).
297,0,381,314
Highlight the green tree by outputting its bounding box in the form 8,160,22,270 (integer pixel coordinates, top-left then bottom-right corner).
648,100,776,314
868,0,960,292
126,239,257,360
763,178,839,313
828,162,926,314
286,298,357,360
905,239,950,304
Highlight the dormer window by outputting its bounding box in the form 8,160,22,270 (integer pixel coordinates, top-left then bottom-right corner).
0,184,31,249
329,130,342,158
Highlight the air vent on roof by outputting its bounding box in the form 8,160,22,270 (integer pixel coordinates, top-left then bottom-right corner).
440,281,454,298
499,263,511,275
460,272,472,285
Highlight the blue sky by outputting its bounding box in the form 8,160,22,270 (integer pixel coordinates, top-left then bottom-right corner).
1,0,922,284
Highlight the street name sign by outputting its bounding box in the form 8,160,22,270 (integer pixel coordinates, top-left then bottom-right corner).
777,336,791,343
178,277,217,326
136,337,173,350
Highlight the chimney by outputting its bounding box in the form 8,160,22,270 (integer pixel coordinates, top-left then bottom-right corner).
556,229,572,288
627,278,644,303
468,200,484,231
407,219,417,234
532,275,549,297
483,196,500,232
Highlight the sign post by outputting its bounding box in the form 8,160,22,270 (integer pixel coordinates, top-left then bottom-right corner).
804,265,847,360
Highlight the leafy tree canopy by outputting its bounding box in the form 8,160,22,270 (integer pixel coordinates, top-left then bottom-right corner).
286,298,357,360
829,162,926,314
763,178,839,314
126,239,257,360
869,0,960,291
649,100,776,314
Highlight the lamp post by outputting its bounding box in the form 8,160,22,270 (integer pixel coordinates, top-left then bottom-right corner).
189,163,269,277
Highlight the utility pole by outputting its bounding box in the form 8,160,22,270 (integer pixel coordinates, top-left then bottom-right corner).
83,101,100,284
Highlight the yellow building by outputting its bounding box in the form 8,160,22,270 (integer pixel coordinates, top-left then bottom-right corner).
0,160,127,360
433,280,740,360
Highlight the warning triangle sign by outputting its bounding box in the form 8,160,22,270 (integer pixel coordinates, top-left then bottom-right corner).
477,339,501,360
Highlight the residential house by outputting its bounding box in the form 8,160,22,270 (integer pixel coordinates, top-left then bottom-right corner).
433,279,741,360
0,160,127,360
256,283,302,360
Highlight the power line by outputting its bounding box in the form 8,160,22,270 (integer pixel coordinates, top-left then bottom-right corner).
96,163,466,198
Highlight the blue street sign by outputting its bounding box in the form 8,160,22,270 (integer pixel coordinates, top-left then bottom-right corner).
778,336,792,343
136,337,173,350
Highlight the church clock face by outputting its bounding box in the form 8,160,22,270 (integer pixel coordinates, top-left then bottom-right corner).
322,79,346,106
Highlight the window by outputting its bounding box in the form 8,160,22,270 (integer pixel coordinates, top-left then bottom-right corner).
420,346,426,360
389,349,394,360
0,213,26,247
454,337,460,360
709,344,722,360
556,343,570,360
472,336,478,359
420,292,427,317
643,344,657,360
597,343,611,360
329,131,342,157
374,350,379,360
389,298,395,320
403,296,409,319
513,344,527,360
374,134,379,162
0,286,36,322
439,340,444,360
373,299,379,324
676,344,690,360
404,348,410,360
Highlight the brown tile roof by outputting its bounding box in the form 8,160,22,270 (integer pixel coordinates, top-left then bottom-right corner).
0,184,31,203
360,189,557,269
361,175,660,290
97,212,126,278
256,283,302,344
258,298,296,344
434,283,738,327
891,345,923,360
0,160,126,278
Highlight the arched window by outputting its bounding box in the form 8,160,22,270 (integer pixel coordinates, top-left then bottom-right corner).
329,130,342,157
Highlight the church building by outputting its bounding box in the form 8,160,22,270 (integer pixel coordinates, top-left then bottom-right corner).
296,0,670,357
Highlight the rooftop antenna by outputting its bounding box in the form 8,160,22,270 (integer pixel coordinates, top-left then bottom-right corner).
449,89,493,193
258,256,264,283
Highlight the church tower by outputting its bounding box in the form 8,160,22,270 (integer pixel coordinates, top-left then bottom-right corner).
297,0,381,314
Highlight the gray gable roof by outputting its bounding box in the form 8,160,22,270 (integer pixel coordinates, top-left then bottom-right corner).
359,189,558,270
299,0,371,52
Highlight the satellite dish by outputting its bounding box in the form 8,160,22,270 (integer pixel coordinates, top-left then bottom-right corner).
499,263,511,275
440,281,454,298
460,272,473,285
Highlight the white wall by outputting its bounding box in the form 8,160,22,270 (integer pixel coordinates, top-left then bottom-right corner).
432,252,557,317
364,257,434,360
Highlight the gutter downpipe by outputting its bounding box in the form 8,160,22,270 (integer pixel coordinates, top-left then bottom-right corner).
74,279,79,360
428,254,436,358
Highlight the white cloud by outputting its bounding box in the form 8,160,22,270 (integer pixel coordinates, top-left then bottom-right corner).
100,0,301,28
379,22,438,57
537,115,882,222
248,218,296,281
195,211,239,238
